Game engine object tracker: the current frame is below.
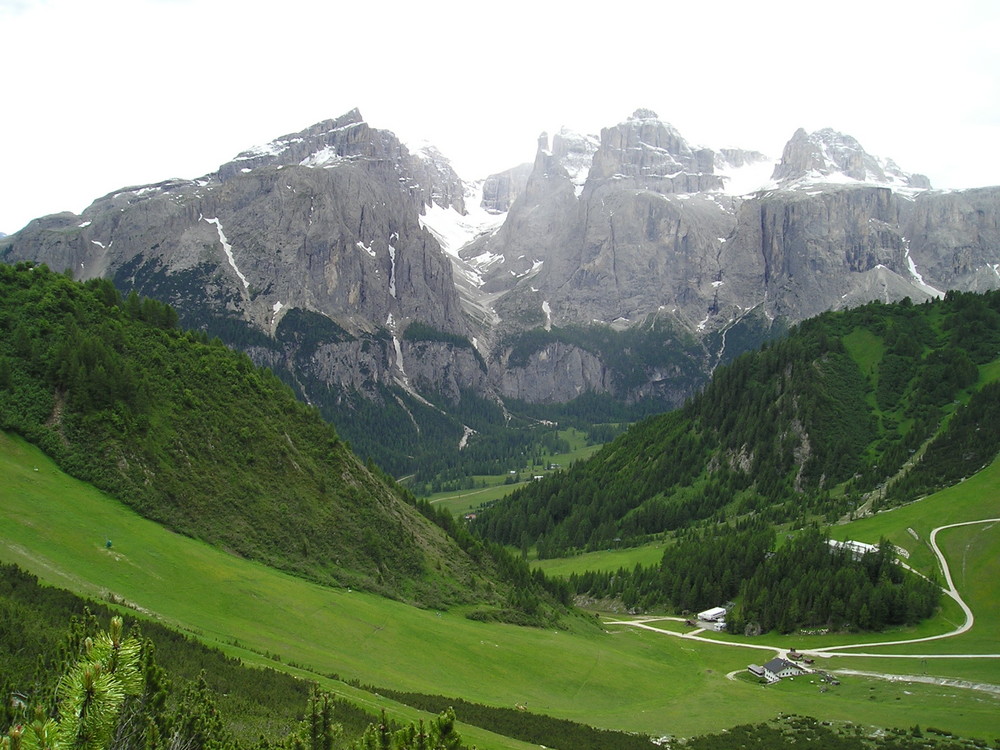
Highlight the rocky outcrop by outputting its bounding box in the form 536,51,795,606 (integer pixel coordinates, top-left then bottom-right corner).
399,339,490,404
496,342,613,404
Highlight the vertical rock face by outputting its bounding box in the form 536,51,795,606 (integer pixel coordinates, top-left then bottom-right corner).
904,187,1000,290
496,342,612,403
480,163,532,214
465,111,737,342
747,186,910,320
461,131,589,295
453,113,999,406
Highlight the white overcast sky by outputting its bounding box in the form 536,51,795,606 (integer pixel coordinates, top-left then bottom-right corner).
1,0,998,233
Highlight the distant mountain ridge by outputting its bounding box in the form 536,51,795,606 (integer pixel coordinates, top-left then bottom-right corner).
2,108,998,474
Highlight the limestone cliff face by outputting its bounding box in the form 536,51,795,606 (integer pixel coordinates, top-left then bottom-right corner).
904,187,1000,291
456,115,999,406
480,163,532,214
399,340,490,404
496,342,612,404
739,185,911,322
0,111,476,413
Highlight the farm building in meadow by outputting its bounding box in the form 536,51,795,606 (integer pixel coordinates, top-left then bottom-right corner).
758,657,807,683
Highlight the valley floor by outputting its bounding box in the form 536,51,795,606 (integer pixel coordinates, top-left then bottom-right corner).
605,518,1000,696
2,431,999,746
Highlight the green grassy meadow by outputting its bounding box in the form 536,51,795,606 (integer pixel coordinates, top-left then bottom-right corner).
531,542,669,578
1,430,998,745
425,429,605,518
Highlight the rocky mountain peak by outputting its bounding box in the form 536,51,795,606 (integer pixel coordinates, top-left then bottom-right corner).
217,109,465,212
587,110,722,193
219,108,380,177
628,107,661,121
4,106,997,452
771,127,931,190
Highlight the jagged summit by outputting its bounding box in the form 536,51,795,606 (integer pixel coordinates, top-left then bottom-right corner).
220,108,373,176
218,109,465,212
628,107,661,120
588,110,720,192
771,127,931,191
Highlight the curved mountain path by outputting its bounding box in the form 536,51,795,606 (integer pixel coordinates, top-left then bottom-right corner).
811,518,1000,658
604,519,1000,671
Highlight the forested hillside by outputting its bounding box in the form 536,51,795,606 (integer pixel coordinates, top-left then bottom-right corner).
473,292,1000,556
568,523,940,633
0,262,559,614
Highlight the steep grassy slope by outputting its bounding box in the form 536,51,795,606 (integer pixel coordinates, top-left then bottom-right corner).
1,431,997,743
474,293,1000,555
0,262,541,609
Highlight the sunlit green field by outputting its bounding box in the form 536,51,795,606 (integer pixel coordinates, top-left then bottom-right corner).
424,429,605,518
531,541,669,578
1,431,998,745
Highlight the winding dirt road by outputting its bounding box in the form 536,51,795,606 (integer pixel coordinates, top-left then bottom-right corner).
604,519,1000,684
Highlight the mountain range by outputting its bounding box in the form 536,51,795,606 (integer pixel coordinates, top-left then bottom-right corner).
3,108,998,473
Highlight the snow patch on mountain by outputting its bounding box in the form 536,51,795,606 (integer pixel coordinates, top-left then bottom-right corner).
234,137,302,162
904,240,945,298
420,182,506,259
716,159,777,196
388,244,397,298
203,217,249,290
300,145,343,168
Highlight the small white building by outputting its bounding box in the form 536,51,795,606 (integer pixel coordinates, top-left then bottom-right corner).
761,657,806,683
696,606,727,622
